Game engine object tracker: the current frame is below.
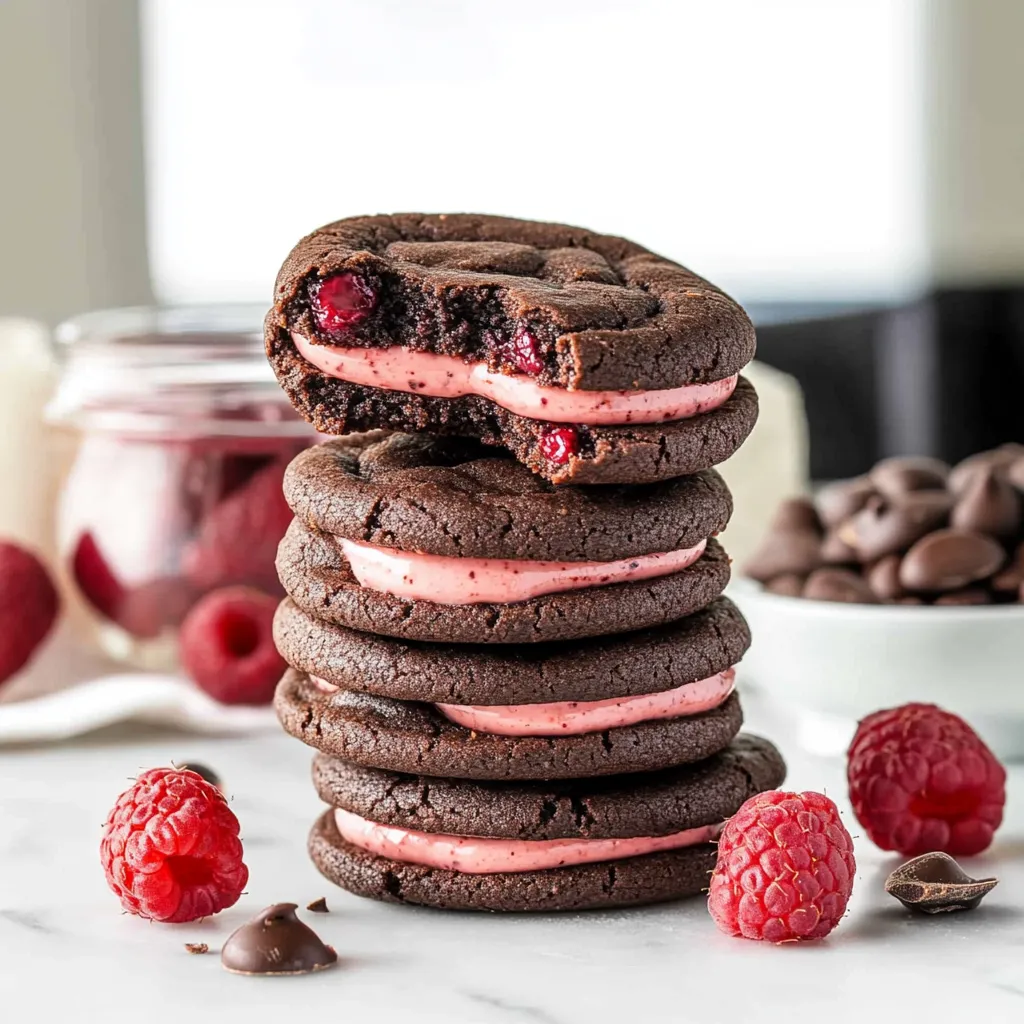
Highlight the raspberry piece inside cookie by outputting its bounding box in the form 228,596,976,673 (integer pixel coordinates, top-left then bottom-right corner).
310,273,377,334
540,426,579,464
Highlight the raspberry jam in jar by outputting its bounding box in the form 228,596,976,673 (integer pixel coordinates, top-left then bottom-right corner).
48,305,316,670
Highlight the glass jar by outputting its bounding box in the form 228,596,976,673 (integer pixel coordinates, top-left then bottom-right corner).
47,305,317,670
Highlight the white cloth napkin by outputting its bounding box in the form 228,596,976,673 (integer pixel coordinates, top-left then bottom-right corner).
0,625,277,744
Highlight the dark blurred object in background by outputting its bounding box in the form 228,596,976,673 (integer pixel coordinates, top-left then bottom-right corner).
753,289,1024,480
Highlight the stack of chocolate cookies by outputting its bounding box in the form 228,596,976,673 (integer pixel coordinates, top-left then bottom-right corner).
265,214,785,912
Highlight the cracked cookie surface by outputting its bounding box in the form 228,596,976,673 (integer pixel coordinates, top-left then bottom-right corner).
266,213,757,485
274,595,750,704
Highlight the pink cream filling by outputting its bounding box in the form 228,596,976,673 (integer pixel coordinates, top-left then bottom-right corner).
339,537,707,605
292,332,738,425
310,667,735,737
436,668,735,736
334,807,722,874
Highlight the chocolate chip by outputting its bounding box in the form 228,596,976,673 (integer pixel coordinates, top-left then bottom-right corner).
838,492,951,562
820,530,858,565
899,529,1005,592
184,943,209,955
768,497,823,534
815,477,876,528
763,573,805,596
950,466,1021,537
743,499,823,582
948,444,1024,494
221,904,338,976
870,456,949,497
1008,456,1024,491
803,568,879,604
866,554,904,601
933,587,992,606
885,852,997,914
306,897,329,913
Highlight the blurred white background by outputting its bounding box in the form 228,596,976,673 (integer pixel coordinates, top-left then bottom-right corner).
142,0,926,305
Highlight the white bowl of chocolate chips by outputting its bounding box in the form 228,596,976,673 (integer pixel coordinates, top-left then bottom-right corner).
731,445,1024,760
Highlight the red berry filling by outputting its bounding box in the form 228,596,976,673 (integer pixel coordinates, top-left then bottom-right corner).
310,272,377,334
539,426,579,464
505,327,544,375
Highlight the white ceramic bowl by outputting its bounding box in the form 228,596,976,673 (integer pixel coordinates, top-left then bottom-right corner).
730,578,1024,760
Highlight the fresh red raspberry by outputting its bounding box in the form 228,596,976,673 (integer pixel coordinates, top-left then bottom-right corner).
539,426,579,464
181,459,293,596
310,272,377,334
100,767,248,922
708,790,856,942
179,587,285,705
0,541,60,687
847,703,1005,857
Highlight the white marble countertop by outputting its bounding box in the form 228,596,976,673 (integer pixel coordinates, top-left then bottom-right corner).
2,690,1022,1024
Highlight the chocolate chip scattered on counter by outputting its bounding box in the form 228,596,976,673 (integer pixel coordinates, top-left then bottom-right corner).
869,456,949,497
885,852,997,914
306,897,329,913
221,904,337,976
899,529,1005,592
184,943,209,955
750,444,1024,605
803,568,879,604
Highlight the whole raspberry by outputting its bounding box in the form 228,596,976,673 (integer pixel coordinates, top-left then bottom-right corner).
179,587,285,705
0,541,60,687
847,703,1005,857
100,767,248,922
181,459,293,596
708,790,856,942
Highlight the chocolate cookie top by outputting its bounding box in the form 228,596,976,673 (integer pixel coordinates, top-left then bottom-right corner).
311,735,785,840
310,812,718,912
276,519,732,644
284,433,733,561
270,213,755,392
274,596,750,704
275,670,743,780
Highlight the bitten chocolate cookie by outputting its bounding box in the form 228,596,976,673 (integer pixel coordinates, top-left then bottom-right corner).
265,213,758,485
306,735,786,912
274,595,751,705
275,670,744,780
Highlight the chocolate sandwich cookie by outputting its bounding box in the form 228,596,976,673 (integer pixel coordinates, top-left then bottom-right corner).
266,213,758,485
276,433,734,644
306,735,786,912
274,595,751,705
275,670,744,780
